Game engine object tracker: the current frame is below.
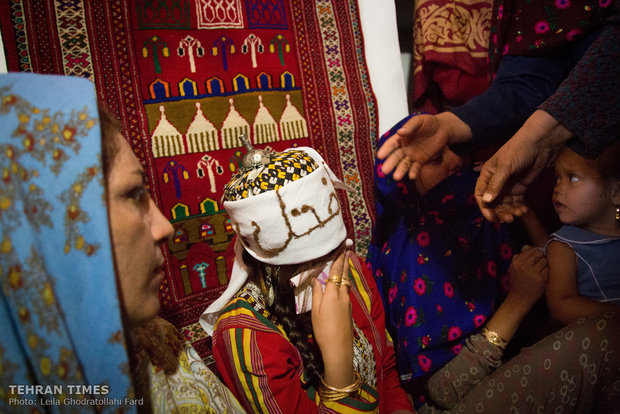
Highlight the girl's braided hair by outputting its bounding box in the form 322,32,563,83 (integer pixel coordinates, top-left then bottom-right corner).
242,250,324,387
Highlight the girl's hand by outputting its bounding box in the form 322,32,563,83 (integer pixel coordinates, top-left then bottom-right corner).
311,250,354,387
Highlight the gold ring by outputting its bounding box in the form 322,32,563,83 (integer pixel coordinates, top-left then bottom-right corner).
327,275,342,285
340,278,351,288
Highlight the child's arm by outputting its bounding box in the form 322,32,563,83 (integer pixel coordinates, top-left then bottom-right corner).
545,241,620,325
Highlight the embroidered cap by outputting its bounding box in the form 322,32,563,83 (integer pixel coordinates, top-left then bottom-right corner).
223,146,349,265
223,149,319,201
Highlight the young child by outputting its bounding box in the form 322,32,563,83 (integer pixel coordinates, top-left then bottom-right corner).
545,141,620,325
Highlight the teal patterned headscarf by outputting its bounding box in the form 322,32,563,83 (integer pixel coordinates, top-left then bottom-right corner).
0,74,135,412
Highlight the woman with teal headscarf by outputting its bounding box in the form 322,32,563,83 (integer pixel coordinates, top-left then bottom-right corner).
0,73,243,413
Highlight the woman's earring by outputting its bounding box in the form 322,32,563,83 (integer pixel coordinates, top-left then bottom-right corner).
616,207,619,221
265,266,277,306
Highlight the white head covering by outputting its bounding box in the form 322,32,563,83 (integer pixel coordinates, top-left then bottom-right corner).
200,147,350,334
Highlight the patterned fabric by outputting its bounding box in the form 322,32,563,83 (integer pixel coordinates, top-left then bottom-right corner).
0,0,379,360
0,73,134,412
226,281,377,389
212,254,412,413
352,322,377,388
132,317,245,413
224,149,318,201
419,312,620,413
546,225,620,304
489,0,616,69
539,13,620,160
367,114,514,383
412,0,493,113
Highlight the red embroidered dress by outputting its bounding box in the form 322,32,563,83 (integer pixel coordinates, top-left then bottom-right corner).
212,254,411,413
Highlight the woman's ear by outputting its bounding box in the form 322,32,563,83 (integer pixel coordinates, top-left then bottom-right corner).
611,181,620,206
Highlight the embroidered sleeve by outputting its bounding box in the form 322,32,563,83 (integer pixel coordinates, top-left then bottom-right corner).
213,299,381,413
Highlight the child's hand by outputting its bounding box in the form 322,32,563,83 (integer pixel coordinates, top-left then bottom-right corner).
506,247,549,311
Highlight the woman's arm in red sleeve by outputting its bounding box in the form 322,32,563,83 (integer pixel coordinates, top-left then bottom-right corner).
213,325,318,413
213,321,382,413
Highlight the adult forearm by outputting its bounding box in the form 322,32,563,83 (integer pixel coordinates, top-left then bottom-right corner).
322,353,355,388
539,20,620,159
517,109,573,156
484,295,533,344
451,51,577,150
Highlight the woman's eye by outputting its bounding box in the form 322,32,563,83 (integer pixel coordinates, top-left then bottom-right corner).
569,175,579,183
429,154,443,165
128,187,148,204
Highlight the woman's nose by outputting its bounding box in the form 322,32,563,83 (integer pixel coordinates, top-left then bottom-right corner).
445,149,464,172
149,198,174,243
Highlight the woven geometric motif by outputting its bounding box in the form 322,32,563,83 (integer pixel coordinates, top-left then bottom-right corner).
55,1,94,79
310,0,375,253
2,1,31,72
180,321,210,342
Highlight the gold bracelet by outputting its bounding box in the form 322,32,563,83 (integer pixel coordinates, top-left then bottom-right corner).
481,327,508,351
318,371,363,402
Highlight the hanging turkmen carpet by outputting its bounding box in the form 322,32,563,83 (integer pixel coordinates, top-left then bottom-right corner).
0,0,378,362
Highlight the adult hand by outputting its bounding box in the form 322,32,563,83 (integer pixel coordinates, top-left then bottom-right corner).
485,246,549,342
311,250,354,387
376,112,471,181
475,110,573,222
506,247,549,312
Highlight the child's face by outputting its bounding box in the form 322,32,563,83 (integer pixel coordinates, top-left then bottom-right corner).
552,147,616,233
414,146,464,195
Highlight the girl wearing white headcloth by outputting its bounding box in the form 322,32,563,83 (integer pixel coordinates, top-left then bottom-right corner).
200,144,414,413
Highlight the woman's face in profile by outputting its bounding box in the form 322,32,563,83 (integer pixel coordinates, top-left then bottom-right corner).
106,132,173,327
